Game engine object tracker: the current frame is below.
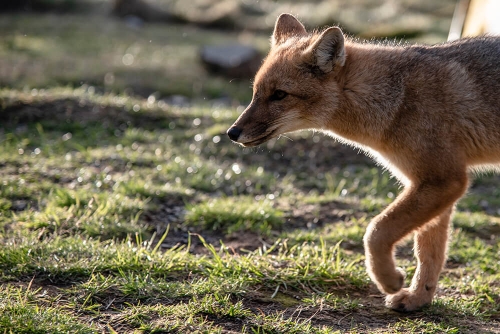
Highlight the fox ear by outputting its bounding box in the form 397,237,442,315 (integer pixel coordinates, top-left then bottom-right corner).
303,27,345,73
272,14,307,47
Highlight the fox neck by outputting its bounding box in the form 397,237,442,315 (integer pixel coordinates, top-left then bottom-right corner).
324,42,405,153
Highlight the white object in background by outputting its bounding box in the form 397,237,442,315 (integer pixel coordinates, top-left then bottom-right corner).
449,0,500,41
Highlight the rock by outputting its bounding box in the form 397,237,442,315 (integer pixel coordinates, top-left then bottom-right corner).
111,0,185,23
164,95,190,107
124,15,145,29
12,200,27,211
200,44,262,79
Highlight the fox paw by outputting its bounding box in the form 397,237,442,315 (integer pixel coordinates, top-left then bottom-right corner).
375,267,405,294
385,288,432,312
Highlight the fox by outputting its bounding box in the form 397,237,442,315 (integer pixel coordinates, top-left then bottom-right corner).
226,13,500,312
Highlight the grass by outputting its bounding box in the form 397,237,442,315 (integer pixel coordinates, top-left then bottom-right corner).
0,10,499,334
185,197,284,235
1,85,499,333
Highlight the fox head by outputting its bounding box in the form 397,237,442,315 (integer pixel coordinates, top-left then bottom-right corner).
227,14,346,146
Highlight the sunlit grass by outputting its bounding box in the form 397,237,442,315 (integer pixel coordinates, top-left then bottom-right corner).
185,196,284,235
0,285,95,334
1,86,499,332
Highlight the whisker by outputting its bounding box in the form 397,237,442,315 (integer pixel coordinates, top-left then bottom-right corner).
279,134,294,141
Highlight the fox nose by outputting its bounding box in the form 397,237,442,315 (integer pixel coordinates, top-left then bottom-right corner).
227,126,242,142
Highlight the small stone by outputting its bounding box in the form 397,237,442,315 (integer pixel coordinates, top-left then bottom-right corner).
12,200,27,211
200,44,262,78
479,199,489,209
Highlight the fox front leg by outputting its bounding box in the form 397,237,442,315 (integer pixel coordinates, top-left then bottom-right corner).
385,206,453,311
363,171,467,306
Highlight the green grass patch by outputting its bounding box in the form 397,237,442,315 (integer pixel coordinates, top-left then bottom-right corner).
185,197,284,235
1,85,499,333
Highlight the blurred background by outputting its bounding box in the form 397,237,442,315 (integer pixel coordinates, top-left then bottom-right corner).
0,0,462,105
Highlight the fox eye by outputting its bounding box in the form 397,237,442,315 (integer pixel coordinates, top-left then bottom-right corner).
270,89,288,101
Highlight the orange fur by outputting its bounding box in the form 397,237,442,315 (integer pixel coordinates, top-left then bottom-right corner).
227,14,500,311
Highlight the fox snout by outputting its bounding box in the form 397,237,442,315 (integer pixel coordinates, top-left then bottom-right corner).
226,122,275,147
226,126,242,142
226,103,277,147
226,115,278,147
226,106,252,145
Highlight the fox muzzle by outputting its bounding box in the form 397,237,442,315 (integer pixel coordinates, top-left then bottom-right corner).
226,126,243,142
